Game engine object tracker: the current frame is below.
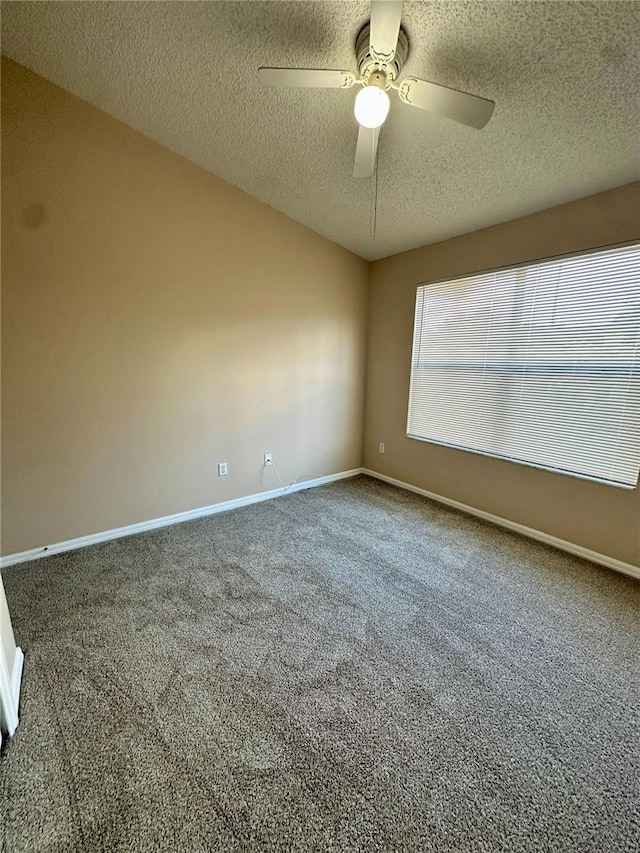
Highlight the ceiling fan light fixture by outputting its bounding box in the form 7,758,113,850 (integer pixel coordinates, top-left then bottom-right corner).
259,0,496,181
354,84,390,129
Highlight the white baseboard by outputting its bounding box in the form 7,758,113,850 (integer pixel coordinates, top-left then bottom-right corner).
0,468,363,569
0,646,23,737
9,647,24,736
363,469,640,580
2,466,636,581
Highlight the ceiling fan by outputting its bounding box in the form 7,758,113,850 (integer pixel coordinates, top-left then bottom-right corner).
258,0,495,178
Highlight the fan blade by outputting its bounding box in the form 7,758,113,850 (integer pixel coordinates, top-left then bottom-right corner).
370,1,404,61
353,125,379,178
258,68,356,89
398,77,495,129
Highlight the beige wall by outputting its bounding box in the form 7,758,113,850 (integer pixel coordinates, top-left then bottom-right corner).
365,184,640,567
2,58,638,568
1,59,369,555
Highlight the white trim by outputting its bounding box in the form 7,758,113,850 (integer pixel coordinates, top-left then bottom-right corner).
0,469,364,569
0,645,16,736
11,647,24,713
363,469,640,580
3,465,635,580
0,646,23,737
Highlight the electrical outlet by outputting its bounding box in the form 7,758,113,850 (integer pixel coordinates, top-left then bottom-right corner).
379,442,385,453
264,453,272,467
218,462,228,476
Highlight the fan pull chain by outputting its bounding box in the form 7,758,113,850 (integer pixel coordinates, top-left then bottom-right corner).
370,145,380,240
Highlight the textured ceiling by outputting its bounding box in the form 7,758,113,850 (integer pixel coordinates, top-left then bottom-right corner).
2,1,639,260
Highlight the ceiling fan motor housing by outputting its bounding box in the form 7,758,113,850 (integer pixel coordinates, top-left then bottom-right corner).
356,22,409,84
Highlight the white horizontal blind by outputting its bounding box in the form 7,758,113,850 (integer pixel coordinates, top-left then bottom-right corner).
407,243,640,488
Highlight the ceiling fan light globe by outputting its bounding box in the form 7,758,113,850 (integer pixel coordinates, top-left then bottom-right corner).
354,86,390,129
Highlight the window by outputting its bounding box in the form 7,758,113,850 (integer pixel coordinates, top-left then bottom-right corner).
407,243,640,488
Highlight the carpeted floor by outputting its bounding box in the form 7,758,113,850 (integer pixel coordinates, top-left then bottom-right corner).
1,475,638,852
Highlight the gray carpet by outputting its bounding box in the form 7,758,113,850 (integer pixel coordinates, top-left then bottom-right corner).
1,475,638,852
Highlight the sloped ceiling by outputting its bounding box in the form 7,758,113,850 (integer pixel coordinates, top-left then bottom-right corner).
2,1,639,260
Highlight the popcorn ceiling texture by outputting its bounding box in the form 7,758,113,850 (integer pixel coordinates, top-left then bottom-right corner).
1,0,639,260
